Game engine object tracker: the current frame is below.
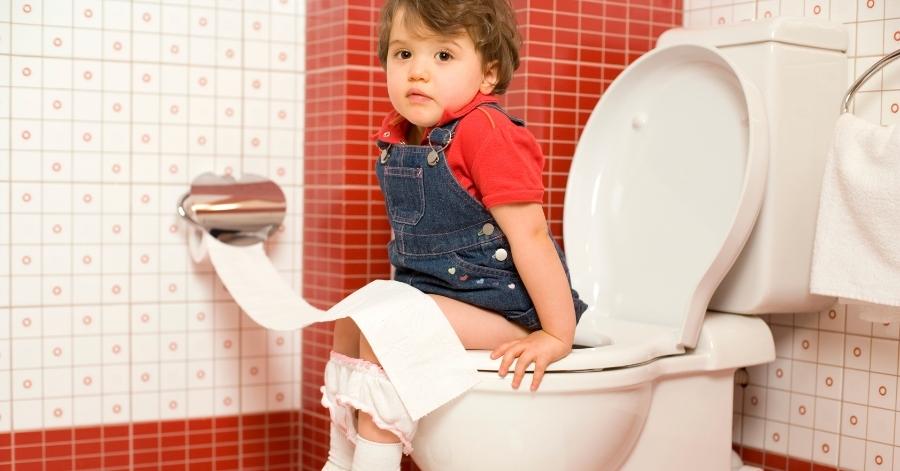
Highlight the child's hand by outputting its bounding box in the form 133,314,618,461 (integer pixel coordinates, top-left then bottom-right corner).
490,330,572,391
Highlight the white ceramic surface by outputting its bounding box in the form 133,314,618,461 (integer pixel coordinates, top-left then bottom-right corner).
660,18,847,314
565,44,768,350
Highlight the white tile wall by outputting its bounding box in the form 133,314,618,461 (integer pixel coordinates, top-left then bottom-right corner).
1,0,306,431
685,1,900,467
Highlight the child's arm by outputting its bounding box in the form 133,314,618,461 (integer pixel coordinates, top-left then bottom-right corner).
488,202,576,391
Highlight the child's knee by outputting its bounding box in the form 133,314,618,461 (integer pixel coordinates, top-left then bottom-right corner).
333,318,361,356
358,333,380,365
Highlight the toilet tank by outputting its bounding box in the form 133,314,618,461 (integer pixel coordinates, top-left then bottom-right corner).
658,19,848,315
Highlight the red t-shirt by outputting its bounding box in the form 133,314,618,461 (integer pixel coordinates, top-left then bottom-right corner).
375,93,544,209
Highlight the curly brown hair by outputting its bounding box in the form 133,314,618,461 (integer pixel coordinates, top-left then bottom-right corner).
377,0,521,95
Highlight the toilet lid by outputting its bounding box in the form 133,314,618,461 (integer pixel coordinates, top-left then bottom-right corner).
564,44,769,356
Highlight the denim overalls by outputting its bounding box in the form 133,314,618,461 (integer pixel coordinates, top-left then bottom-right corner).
375,104,587,331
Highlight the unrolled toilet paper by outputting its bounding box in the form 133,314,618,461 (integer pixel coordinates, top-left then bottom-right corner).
204,232,333,330
199,232,479,420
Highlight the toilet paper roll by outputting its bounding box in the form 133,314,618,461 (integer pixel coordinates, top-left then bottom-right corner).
187,225,209,263
200,232,479,419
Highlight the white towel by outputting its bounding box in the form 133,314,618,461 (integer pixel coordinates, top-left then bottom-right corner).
810,113,900,306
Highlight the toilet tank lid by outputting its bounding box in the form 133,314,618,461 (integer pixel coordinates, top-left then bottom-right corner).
658,17,848,52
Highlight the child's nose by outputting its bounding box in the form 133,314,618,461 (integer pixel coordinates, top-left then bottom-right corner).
408,59,428,81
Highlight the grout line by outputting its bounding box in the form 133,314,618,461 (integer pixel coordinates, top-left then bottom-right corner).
6,0,13,464
37,0,45,466
4,0,10,452
184,2,193,464
238,1,246,465
126,0,135,467
834,304,847,468
60,0,72,464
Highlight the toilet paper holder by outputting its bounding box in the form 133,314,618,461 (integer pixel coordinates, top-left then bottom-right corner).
177,172,286,245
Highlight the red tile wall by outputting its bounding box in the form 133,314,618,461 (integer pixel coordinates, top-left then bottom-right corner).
301,1,681,470
0,411,300,470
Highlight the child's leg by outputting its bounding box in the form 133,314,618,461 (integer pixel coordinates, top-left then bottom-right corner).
321,319,362,471
327,294,529,470
355,294,528,442
351,294,529,469
357,336,405,444
426,293,530,349
351,334,406,471
333,318,360,356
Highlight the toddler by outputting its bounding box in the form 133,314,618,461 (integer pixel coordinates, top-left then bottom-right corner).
321,1,588,469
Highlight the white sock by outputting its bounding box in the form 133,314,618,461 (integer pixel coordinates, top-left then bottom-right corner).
322,423,355,471
351,436,402,471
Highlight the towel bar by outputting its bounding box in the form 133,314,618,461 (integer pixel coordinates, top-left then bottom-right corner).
841,47,900,113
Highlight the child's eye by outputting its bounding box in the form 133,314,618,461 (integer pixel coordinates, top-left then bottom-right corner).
435,50,453,62
394,49,412,60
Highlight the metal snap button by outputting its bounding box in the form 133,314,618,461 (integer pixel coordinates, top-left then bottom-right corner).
427,150,439,167
494,248,508,261
480,223,494,236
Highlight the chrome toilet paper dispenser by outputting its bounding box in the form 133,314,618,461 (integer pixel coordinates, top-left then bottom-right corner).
177,172,286,245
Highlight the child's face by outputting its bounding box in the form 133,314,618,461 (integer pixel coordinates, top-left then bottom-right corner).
385,8,498,132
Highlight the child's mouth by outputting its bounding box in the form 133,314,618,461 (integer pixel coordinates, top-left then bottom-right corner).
406,89,432,103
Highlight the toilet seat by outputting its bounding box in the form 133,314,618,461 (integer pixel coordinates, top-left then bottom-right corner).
467,311,774,376
562,44,768,358
467,317,680,372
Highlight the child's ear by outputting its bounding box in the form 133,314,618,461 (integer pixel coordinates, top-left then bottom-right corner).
480,61,499,94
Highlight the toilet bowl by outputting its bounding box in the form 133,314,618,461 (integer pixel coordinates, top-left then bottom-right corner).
411,18,847,471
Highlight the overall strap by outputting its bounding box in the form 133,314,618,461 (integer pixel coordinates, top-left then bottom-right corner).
425,102,525,150
426,125,454,148
480,103,526,127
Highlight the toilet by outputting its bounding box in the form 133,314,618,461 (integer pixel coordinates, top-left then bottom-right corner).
410,19,848,471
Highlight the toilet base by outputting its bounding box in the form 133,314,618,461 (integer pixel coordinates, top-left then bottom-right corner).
732,450,763,471
619,368,734,470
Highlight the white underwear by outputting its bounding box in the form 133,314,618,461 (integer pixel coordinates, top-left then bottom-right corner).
320,352,417,455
